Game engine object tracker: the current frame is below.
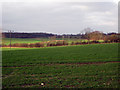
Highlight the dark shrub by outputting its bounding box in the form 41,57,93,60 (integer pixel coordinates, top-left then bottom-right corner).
74,41,82,45
11,43,21,47
20,43,29,47
104,40,111,43
114,39,120,42
56,41,64,46
29,43,35,47
47,42,51,47
88,41,92,44
104,40,108,43
71,42,75,45
82,42,87,44
47,41,56,47
11,43,29,47
75,42,79,45
91,41,99,43
63,41,68,45
35,42,44,47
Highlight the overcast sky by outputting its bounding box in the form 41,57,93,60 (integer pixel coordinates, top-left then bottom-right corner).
2,1,118,34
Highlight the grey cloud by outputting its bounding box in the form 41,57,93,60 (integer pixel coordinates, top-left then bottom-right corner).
2,2,118,34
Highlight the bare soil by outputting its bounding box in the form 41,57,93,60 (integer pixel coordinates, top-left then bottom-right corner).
2,61,120,68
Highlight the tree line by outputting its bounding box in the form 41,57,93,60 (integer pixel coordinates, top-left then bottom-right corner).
2,31,120,42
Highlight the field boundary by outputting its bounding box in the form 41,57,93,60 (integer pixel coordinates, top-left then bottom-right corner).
2,61,120,68
2,42,120,48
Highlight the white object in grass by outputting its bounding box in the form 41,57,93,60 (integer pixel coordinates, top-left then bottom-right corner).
41,83,44,86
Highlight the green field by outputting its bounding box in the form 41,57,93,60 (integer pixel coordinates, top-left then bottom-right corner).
2,43,119,88
2,38,75,45
2,38,49,45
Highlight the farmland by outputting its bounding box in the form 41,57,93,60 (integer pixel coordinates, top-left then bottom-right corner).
2,38,49,45
2,43,119,88
2,38,87,44
2,38,106,48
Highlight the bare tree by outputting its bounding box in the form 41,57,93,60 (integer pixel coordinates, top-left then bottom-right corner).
81,28,104,42
81,27,93,42
87,31,104,41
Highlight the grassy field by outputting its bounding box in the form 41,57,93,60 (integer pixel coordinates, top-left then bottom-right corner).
2,38,74,45
2,38,49,45
2,43,119,88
